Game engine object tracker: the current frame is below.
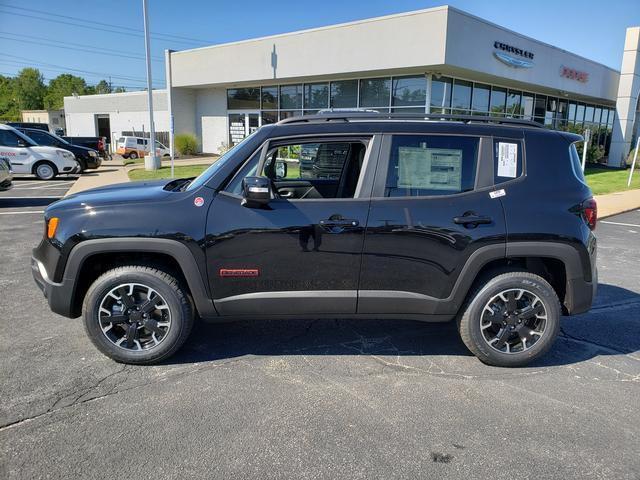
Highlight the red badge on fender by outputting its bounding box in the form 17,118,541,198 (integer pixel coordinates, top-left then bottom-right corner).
194,197,204,207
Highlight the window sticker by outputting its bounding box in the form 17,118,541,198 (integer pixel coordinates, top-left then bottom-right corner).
398,147,462,190
497,142,518,178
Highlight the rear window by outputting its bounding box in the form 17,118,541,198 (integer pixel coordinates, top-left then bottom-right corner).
569,143,587,185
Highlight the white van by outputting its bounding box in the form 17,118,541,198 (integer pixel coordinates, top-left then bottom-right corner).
0,124,80,180
116,136,170,159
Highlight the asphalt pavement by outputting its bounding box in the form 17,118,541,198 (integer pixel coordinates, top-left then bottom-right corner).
0,178,638,479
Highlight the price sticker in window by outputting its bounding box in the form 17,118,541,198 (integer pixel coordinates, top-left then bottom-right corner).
497,142,518,178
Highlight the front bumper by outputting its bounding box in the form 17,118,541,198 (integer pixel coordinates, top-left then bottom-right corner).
84,156,102,169
31,256,75,318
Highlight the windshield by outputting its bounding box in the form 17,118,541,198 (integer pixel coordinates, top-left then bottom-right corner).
13,128,38,147
186,132,259,191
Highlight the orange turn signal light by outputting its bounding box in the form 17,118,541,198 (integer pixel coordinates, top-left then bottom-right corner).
47,217,59,239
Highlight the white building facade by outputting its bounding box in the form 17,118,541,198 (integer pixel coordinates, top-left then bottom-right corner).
65,6,640,165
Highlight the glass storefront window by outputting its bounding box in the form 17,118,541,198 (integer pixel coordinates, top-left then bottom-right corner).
391,107,425,113
490,87,506,116
584,105,595,124
279,110,302,120
261,86,278,109
391,76,426,108
568,102,577,123
556,100,568,127
227,88,260,109
304,83,329,110
607,109,615,127
471,83,490,114
521,93,534,119
430,76,452,113
330,80,358,108
280,85,303,110
533,95,546,121
451,79,472,113
506,90,521,116
359,77,391,108
545,98,557,126
261,111,278,125
593,107,602,126
575,103,585,124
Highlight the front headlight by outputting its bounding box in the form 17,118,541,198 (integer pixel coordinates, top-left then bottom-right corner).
88,150,97,157
56,149,74,159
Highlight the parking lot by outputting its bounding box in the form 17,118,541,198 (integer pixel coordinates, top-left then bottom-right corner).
0,177,638,479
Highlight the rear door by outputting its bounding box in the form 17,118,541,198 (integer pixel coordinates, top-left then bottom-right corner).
358,132,508,316
205,134,381,316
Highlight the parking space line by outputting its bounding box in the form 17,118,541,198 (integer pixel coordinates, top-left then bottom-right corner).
0,210,45,215
600,220,640,228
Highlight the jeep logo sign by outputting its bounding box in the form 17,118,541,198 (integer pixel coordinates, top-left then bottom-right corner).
560,66,589,83
493,41,535,68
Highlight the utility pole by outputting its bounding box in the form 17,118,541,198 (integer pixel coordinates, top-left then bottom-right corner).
142,0,159,170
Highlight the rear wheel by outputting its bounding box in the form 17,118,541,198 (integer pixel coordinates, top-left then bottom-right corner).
83,266,194,364
458,272,560,367
34,161,57,180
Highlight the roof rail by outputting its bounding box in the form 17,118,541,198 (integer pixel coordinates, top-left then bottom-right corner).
276,111,544,128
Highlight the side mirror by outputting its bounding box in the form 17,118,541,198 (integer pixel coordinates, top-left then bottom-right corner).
17,139,27,148
242,176,272,207
275,160,287,178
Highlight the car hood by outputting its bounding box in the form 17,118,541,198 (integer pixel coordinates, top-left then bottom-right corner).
30,145,73,156
47,179,173,212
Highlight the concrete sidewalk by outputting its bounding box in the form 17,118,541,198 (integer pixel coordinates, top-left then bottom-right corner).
595,189,640,218
65,165,129,196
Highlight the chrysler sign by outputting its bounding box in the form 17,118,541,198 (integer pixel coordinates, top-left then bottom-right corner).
493,41,534,68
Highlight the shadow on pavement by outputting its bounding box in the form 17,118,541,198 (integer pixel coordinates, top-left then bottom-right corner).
165,283,640,369
0,197,60,208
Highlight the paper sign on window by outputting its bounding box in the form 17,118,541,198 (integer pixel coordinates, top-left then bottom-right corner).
497,142,518,178
398,147,462,190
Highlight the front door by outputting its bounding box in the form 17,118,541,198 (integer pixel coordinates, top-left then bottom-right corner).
206,135,379,316
228,112,260,146
358,133,508,316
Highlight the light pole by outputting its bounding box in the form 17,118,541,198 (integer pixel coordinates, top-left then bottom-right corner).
142,0,159,170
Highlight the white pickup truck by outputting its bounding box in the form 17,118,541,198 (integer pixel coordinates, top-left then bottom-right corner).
0,124,80,179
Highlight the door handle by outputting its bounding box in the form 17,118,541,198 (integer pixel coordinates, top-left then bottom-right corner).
453,214,492,227
320,219,359,227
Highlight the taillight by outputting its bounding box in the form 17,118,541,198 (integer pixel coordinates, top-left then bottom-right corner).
582,197,597,231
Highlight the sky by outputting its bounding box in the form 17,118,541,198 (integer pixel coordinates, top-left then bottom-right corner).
0,0,639,90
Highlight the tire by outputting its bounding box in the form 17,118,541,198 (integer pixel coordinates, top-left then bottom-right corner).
34,161,57,180
82,266,194,364
129,151,138,159
458,271,561,367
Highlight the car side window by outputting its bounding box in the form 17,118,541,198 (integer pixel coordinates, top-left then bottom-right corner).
493,138,523,184
226,150,261,196
137,139,144,145
384,135,479,197
26,131,51,145
0,130,21,147
262,143,351,181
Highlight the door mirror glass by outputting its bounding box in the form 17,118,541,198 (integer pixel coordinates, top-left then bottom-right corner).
242,176,272,207
16,139,27,148
275,160,287,178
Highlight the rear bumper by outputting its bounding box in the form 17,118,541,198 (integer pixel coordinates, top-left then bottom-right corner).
31,256,75,318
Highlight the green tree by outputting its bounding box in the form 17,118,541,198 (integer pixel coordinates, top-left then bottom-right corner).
13,68,46,110
94,80,112,94
113,86,126,93
44,74,87,109
0,75,20,121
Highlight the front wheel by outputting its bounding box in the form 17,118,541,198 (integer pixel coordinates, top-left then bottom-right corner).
458,272,561,367
129,151,138,159
34,161,57,180
83,266,194,364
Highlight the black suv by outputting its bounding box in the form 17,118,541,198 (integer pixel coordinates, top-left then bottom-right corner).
17,127,102,172
32,113,597,367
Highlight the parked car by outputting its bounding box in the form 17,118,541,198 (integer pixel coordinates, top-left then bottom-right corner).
32,113,597,367
62,136,110,161
116,136,170,159
6,122,50,132
17,128,102,172
0,156,13,190
0,124,80,180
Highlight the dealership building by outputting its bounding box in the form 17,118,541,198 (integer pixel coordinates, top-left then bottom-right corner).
64,6,640,166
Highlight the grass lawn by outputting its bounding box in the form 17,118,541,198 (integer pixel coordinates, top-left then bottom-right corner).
123,158,143,166
128,164,209,181
585,167,640,195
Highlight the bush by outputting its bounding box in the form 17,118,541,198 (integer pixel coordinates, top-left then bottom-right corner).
175,133,198,155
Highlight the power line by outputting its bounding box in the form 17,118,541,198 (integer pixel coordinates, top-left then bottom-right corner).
1,3,214,44
0,71,147,90
0,35,164,63
0,54,166,87
0,31,164,62
0,8,210,46
0,61,153,85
